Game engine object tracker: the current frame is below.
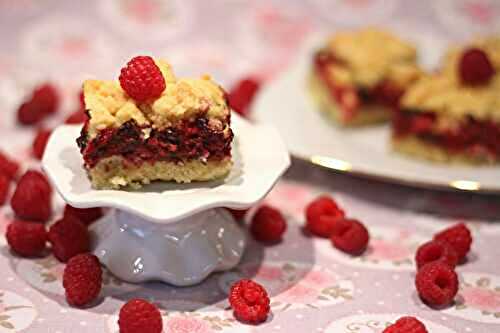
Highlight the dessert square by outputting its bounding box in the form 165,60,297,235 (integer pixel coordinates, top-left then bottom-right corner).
309,28,421,126
77,59,233,189
392,38,500,164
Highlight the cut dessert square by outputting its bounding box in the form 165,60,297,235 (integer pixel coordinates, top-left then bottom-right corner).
392,38,500,164
77,57,234,189
309,28,421,126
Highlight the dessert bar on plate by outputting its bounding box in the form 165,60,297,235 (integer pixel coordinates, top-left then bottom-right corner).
78,58,233,189
309,28,421,126
393,37,500,164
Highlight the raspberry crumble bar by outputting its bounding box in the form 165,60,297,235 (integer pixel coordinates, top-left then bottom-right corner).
393,38,500,164
310,28,421,126
77,57,233,189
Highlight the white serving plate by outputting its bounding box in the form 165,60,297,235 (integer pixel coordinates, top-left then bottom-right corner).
253,33,500,194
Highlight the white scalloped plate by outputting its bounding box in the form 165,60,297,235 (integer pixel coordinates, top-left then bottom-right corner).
42,113,290,223
253,33,500,194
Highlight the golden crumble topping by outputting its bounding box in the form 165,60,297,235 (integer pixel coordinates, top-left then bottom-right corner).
83,59,230,138
324,28,419,88
402,37,500,123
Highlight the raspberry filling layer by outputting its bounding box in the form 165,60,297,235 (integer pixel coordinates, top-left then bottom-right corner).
314,51,405,115
394,110,500,158
77,117,233,168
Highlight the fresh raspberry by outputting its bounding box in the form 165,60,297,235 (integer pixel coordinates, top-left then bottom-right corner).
63,253,102,306
229,279,270,324
415,240,458,270
305,195,345,237
32,128,52,160
48,217,90,262
0,173,10,205
17,83,59,125
415,261,458,307
434,223,472,262
63,204,103,226
11,170,52,222
250,205,287,243
6,221,47,257
227,77,260,117
17,101,44,125
226,208,249,221
118,299,163,333
330,218,369,255
32,83,59,115
65,109,88,124
383,316,428,333
0,150,19,180
119,56,166,102
459,48,495,86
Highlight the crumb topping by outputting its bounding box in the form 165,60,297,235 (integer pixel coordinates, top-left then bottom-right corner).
83,59,230,138
324,28,419,88
402,38,500,122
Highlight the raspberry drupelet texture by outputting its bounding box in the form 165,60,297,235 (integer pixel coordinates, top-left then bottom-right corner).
383,316,428,333
459,48,495,86
63,253,102,306
0,173,10,205
32,128,52,160
434,223,472,262
10,170,52,222
0,151,19,180
250,205,287,243
415,240,459,270
330,218,369,255
119,56,166,102
48,217,90,262
415,261,458,307
305,195,345,238
6,221,47,257
63,204,103,226
229,279,270,324
118,298,163,333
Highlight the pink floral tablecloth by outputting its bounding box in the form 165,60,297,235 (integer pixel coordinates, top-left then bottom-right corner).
0,0,500,332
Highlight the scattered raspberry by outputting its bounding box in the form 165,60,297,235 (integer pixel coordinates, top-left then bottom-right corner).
32,128,52,160
119,56,166,102
63,253,102,306
0,173,10,205
32,83,59,115
10,170,52,222
459,48,495,86
17,83,59,125
65,109,88,124
415,261,458,307
229,279,270,324
415,240,458,270
434,223,472,262
227,77,260,117
305,195,345,238
250,205,287,243
118,299,163,333
6,221,47,257
330,218,369,255
383,316,428,333
0,150,19,180
227,208,248,221
63,204,103,226
17,101,43,125
48,217,90,262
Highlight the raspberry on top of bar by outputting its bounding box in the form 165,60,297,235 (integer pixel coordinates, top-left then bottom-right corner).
78,56,234,189
310,28,421,125
393,38,500,163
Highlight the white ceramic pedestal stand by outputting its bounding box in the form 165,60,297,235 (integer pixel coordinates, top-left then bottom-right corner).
42,114,290,286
